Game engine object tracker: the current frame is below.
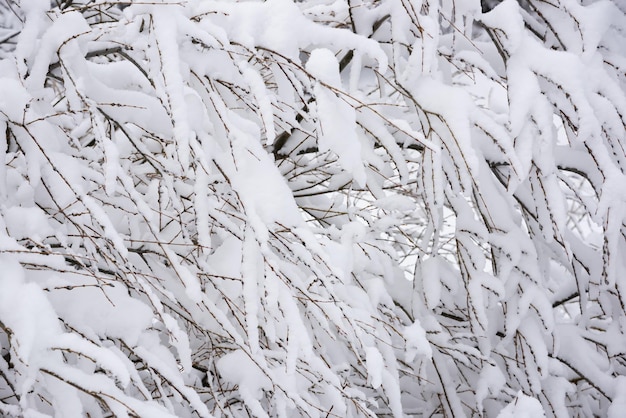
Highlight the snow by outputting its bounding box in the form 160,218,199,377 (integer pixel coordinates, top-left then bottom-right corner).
371,195,415,212
608,376,626,418
420,256,442,310
404,320,432,362
555,324,614,398
3,206,54,241
52,333,131,388
238,61,276,144
162,313,192,374
497,392,545,418
0,78,31,122
242,227,262,354
193,0,387,74
216,349,272,399
152,8,192,169
357,111,411,182
0,119,5,199
479,0,525,54
0,0,624,416
0,257,62,365
306,48,342,88
410,76,479,192
27,11,91,91
49,281,153,347
307,50,368,187
565,1,616,57
81,195,128,258
213,107,303,237
476,364,506,410
134,344,212,418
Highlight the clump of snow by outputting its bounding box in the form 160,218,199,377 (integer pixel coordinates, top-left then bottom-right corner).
608,376,626,418
3,206,54,241
420,257,441,310
216,349,272,399
210,104,303,240
0,257,62,365
309,71,367,186
27,11,91,91
479,0,525,54
365,346,384,389
49,281,153,347
410,76,479,192
476,364,506,410
0,78,31,122
192,0,387,73
404,320,432,362
238,61,276,144
497,392,545,418
306,48,342,88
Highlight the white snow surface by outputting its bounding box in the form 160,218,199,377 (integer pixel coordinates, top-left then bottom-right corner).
0,0,624,417
497,392,545,418
216,349,272,399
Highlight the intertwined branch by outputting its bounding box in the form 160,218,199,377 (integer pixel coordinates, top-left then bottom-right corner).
0,0,624,417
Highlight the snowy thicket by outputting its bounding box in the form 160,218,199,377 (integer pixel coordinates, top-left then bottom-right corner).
0,0,625,417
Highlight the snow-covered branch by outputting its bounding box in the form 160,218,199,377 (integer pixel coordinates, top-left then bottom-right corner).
0,0,624,417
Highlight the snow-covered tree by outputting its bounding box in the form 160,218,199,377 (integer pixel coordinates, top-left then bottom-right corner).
0,0,625,417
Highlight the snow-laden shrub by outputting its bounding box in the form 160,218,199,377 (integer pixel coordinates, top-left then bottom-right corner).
0,0,624,417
